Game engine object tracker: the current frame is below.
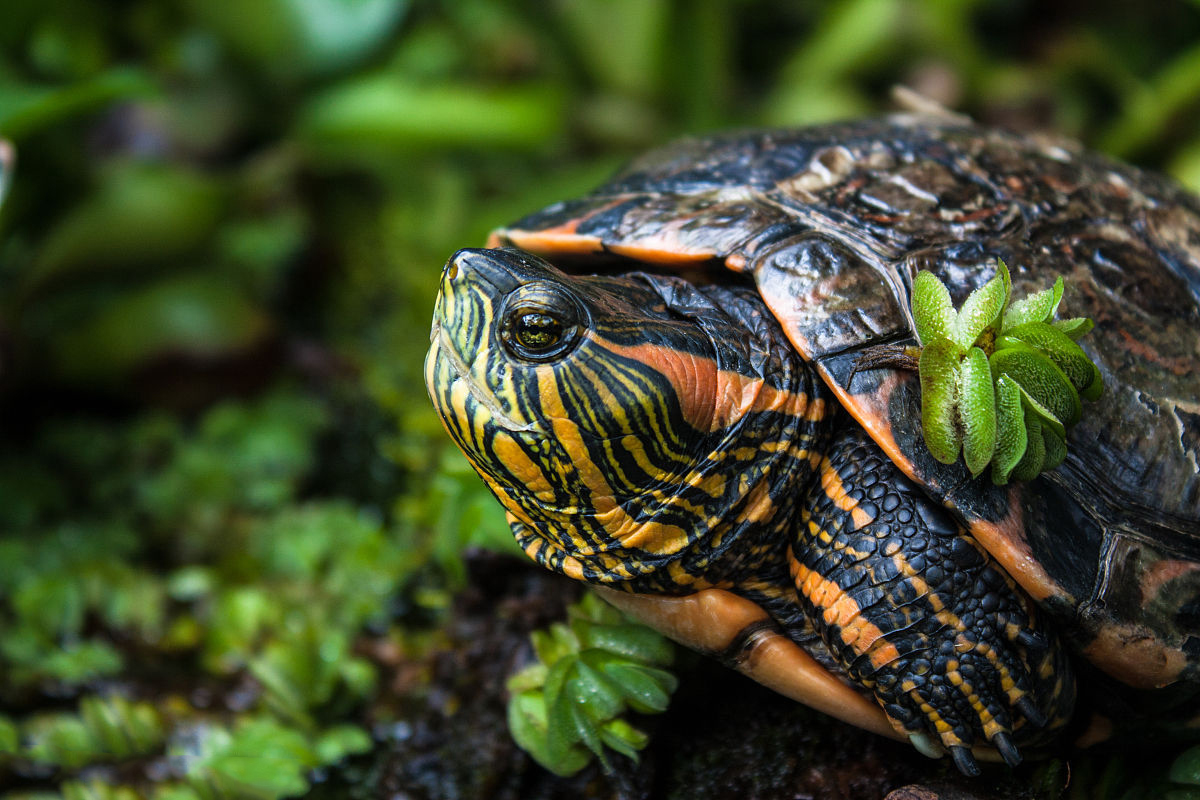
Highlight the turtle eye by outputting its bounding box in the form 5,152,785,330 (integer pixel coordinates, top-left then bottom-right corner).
499,282,585,362
514,312,564,351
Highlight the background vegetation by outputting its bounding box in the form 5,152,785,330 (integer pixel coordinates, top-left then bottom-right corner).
2,1,1200,798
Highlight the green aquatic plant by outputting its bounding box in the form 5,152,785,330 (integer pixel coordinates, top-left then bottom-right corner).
21,695,165,770
912,260,1103,484
170,716,370,800
506,593,678,776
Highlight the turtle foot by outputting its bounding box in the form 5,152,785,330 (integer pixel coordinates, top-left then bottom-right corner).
794,426,1075,775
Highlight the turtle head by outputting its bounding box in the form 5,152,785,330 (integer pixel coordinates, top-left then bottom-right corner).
426,247,824,589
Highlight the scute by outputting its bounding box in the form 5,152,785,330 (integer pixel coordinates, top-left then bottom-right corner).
491,113,1200,688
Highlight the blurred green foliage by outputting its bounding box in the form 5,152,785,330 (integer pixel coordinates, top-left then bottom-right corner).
2,0,1200,796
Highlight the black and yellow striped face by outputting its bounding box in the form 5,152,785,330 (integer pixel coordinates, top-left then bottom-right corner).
425,248,828,592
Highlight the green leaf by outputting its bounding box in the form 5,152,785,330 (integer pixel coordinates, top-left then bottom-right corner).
912,270,956,345
1011,413,1047,482
62,778,143,800
578,623,673,666
992,376,1028,485
0,69,155,141
506,662,548,694
571,660,626,724
508,691,590,777
31,163,224,287
543,658,580,764
1002,276,1064,330
507,595,678,773
50,273,272,383
298,76,567,155
573,592,626,626
997,322,1096,395
1052,317,1094,340
598,661,677,714
1017,384,1068,441
566,695,606,763
25,714,99,768
1041,425,1067,472
314,725,372,765
598,718,648,762
950,261,1010,351
0,716,17,755
918,337,963,464
181,718,317,800
990,343,1082,426
1082,361,1104,402
507,691,549,754
531,626,574,667
553,0,669,97
184,0,408,81
959,347,997,477
1170,745,1200,786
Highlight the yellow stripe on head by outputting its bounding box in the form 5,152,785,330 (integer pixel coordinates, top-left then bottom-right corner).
426,247,830,591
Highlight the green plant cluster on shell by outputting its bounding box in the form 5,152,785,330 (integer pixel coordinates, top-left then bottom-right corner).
913,260,1103,484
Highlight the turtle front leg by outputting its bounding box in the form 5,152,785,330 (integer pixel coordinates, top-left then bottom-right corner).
792,426,1075,775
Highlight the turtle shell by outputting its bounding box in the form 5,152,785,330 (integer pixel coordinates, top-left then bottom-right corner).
488,114,1200,692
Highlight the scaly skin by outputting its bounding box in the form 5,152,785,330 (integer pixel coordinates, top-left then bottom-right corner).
426,247,1075,774
793,426,1074,773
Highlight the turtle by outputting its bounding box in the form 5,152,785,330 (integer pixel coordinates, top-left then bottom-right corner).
424,113,1200,775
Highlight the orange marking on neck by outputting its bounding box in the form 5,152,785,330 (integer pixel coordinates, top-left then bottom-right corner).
790,555,901,670
600,342,819,433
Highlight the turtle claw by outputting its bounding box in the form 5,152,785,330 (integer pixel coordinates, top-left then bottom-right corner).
990,731,1022,767
1016,695,1048,729
949,745,981,777
1014,627,1049,653
849,342,921,381
908,732,944,760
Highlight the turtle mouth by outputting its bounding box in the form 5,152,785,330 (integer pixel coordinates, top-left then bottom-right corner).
428,319,542,434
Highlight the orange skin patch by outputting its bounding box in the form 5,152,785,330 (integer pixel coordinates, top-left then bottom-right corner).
592,585,903,741
600,341,824,434
1142,559,1200,601
490,219,605,255
789,555,901,670
1081,622,1188,689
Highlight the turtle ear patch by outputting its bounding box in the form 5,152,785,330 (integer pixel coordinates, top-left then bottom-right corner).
595,341,719,433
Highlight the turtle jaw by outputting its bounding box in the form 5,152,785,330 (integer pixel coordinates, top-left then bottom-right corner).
425,249,559,518
426,320,540,435
425,248,548,436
